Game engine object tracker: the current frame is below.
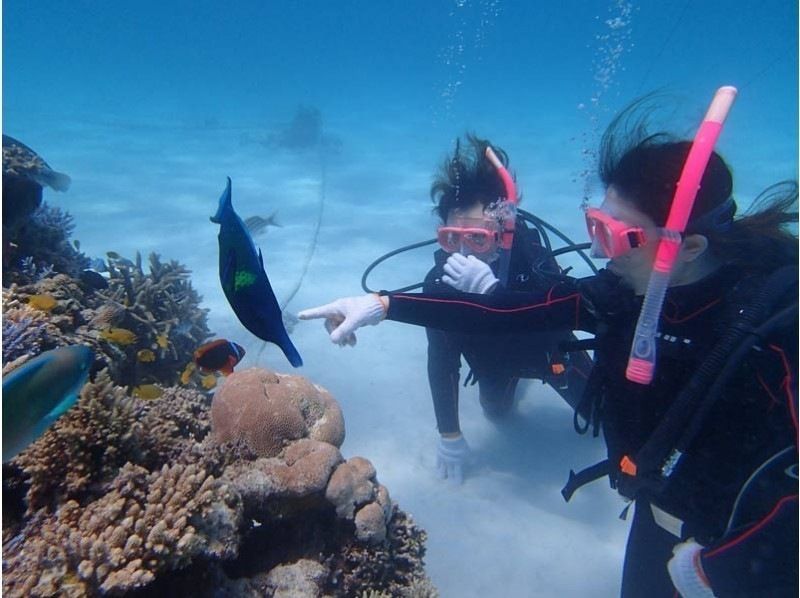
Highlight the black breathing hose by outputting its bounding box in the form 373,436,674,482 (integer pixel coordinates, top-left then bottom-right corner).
361,211,597,294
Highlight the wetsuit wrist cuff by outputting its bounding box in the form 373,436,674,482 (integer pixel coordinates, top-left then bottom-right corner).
370,293,389,318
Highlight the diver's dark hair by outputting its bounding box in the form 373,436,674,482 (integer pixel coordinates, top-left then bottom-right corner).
599,98,798,272
430,133,515,222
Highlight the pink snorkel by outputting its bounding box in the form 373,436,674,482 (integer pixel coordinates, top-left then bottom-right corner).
485,146,518,286
626,86,738,384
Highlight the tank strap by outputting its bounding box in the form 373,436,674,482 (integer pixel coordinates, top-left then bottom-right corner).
617,264,798,501
561,459,612,502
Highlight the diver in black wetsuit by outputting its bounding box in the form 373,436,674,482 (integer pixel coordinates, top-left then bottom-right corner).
422,135,592,483
301,102,798,596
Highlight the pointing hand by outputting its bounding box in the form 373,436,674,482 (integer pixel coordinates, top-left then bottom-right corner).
299,294,388,346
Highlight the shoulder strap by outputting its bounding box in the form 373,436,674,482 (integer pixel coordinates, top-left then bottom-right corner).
616,264,798,500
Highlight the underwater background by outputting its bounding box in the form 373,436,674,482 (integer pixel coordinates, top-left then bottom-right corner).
3,1,797,596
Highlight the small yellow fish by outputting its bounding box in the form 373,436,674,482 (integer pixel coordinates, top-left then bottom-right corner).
99,327,137,345
137,349,156,362
132,384,163,400
201,374,217,390
180,362,196,385
28,294,58,311
155,334,169,349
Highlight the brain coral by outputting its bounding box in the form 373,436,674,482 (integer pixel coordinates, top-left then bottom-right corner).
211,367,345,457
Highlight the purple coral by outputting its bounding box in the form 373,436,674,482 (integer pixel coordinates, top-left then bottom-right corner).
7,202,90,284
2,315,46,364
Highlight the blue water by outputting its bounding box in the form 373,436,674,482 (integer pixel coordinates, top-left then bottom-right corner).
4,1,797,596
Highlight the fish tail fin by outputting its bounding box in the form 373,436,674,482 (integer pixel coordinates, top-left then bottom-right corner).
210,177,233,224
222,355,238,375
36,170,71,192
267,211,282,227
280,335,303,368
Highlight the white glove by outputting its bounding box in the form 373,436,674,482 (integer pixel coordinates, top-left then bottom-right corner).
442,253,499,294
667,540,716,597
298,294,387,346
436,434,471,484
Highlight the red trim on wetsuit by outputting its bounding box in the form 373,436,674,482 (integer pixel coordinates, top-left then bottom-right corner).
756,369,781,410
768,343,798,438
391,291,584,331
393,291,580,314
704,494,799,558
662,296,722,324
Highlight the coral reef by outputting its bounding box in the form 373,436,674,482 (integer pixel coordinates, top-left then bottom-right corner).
6,370,210,513
325,509,436,597
2,364,435,597
3,462,242,596
1,251,211,390
2,186,432,594
5,203,90,286
2,305,54,366
89,251,212,388
2,135,71,244
211,367,345,457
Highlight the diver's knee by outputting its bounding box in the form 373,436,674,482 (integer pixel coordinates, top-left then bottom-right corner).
479,394,515,421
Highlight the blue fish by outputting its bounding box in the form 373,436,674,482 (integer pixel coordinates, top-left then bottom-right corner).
2,345,93,462
211,178,302,367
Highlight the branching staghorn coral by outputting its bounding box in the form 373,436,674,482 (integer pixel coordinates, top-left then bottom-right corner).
3,203,89,286
92,251,212,387
2,312,49,365
2,252,211,390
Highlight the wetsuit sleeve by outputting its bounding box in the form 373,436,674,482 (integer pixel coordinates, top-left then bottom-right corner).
426,327,462,435
421,254,464,435
387,278,590,335
699,494,798,596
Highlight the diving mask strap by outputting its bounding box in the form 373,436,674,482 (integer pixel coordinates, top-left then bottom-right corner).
685,196,736,234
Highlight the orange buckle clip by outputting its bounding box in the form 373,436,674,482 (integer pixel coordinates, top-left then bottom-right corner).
551,363,566,375
620,455,638,476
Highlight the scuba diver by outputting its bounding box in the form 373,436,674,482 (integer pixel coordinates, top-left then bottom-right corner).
361,133,594,484
301,90,799,596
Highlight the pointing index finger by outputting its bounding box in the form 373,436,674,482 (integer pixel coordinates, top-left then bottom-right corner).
298,302,339,320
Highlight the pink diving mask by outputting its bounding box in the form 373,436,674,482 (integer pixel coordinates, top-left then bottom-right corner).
585,207,648,258
437,216,501,257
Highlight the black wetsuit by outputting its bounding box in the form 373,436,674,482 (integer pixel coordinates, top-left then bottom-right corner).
423,221,592,434
387,266,798,597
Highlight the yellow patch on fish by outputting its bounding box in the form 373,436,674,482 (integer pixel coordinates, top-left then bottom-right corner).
132,384,162,400
27,294,58,311
200,374,217,390
180,362,196,385
155,334,169,349
137,349,156,362
99,327,137,345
